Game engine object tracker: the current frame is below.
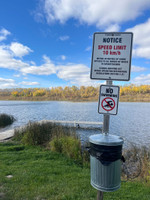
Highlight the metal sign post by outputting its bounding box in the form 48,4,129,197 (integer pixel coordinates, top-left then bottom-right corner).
97,80,112,200
90,32,133,200
102,80,112,135
97,191,103,200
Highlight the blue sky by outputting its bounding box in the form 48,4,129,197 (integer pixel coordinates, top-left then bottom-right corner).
0,0,150,88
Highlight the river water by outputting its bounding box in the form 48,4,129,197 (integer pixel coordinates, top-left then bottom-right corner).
0,101,150,147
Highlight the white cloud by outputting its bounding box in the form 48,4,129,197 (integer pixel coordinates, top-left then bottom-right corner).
126,18,150,59
19,81,40,86
126,19,150,47
0,77,14,83
0,28,11,41
57,64,89,79
21,55,56,75
0,41,53,77
57,63,100,86
30,61,36,65
89,35,93,39
20,58,100,86
59,35,70,41
0,45,29,70
38,0,150,29
0,28,98,87
34,12,45,23
0,39,100,86
9,42,33,57
61,55,66,60
0,38,103,86
131,65,147,72
85,46,91,51
132,74,150,85
69,74,100,86
132,47,150,59
104,24,120,32
13,74,21,78
0,77,17,88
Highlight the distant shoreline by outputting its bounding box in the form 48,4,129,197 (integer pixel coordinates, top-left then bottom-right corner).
0,94,150,102
0,85,149,102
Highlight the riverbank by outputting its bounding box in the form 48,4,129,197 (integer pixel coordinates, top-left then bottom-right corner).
0,93,150,102
0,142,150,200
0,85,150,102
120,93,150,102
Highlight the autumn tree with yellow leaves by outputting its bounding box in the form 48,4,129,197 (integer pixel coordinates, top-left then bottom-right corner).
1,84,148,102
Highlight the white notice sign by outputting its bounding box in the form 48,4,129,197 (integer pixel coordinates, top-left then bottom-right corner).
91,32,133,81
98,85,120,115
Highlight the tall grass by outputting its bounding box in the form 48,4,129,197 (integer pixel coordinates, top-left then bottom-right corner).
14,122,76,145
13,122,89,165
50,136,82,163
13,121,150,179
0,113,15,128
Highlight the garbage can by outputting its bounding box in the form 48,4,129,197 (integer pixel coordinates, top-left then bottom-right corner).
89,134,124,192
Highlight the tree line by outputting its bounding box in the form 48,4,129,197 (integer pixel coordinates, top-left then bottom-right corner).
0,84,149,101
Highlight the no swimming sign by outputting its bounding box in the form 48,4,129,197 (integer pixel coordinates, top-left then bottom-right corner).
98,85,120,115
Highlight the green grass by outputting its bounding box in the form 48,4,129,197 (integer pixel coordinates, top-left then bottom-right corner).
0,142,150,200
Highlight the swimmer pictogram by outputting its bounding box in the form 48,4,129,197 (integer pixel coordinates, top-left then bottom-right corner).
101,97,115,111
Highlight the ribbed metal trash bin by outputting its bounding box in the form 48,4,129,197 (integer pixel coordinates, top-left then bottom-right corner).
89,134,124,192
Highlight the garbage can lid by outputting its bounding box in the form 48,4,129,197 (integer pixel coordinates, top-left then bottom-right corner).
89,134,124,146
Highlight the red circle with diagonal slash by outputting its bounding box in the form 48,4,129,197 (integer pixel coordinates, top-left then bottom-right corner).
101,97,115,111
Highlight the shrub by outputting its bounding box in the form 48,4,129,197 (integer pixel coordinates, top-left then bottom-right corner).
0,113,15,128
13,122,77,146
50,136,82,162
13,121,89,165
14,122,53,145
